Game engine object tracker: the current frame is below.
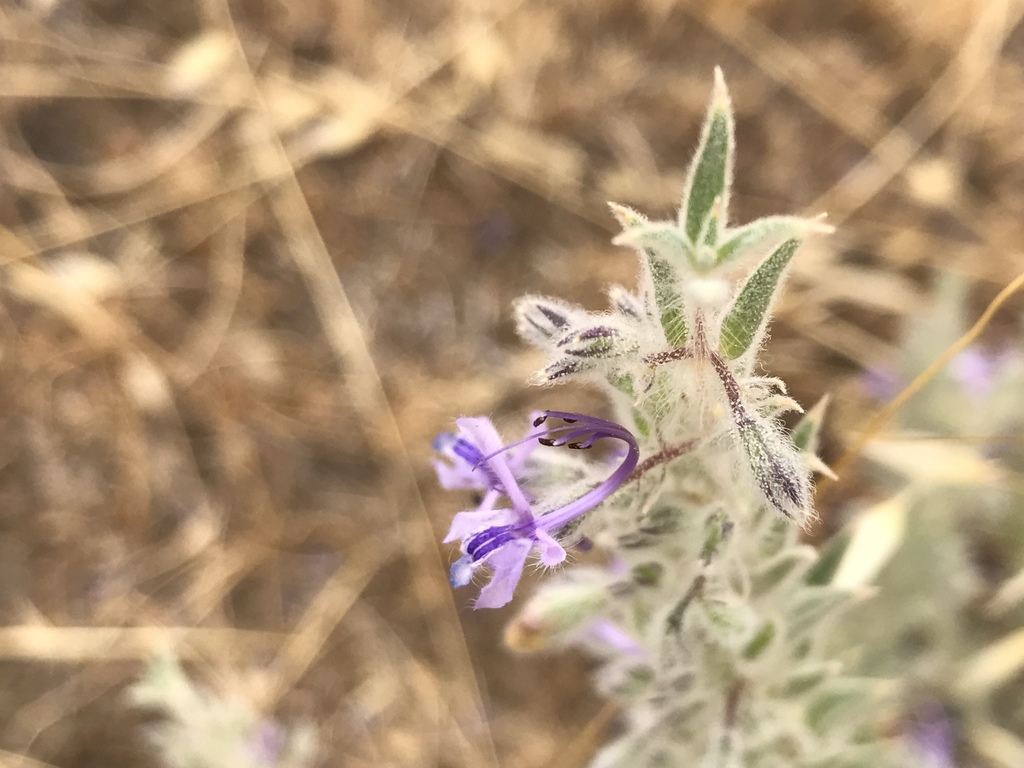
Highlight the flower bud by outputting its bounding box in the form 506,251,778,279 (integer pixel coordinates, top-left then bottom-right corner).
505,578,609,652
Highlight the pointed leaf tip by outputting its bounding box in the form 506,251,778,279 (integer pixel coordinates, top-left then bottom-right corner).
791,394,830,453
607,201,646,229
712,66,730,107
680,71,735,248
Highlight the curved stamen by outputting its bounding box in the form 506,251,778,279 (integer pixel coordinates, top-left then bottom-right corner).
476,412,640,542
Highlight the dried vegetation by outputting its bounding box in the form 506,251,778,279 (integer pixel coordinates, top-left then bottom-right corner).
1,0,1023,766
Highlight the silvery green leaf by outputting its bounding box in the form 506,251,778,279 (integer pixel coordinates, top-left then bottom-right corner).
715,215,830,267
742,619,776,659
606,371,637,397
719,238,800,359
791,395,838,480
647,254,689,347
751,546,817,596
598,659,656,698
639,505,685,536
506,579,609,650
803,746,890,768
609,203,689,346
613,220,692,267
632,561,664,586
805,678,876,733
790,394,829,453
785,586,850,638
804,529,851,586
680,67,734,248
776,661,841,697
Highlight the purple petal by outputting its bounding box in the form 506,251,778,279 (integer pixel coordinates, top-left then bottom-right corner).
908,700,955,768
248,720,285,765
534,529,567,566
444,503,516,543
433,459,479,490
950,346,997,400
458,417,533,514
587,618,645,656
454,416,505,455
474,539,532,609
859,365,901,401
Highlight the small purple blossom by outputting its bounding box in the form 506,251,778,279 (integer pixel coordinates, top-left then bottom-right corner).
949,344,1020,401
907,700,955,768
432,415,537,493
440,411,639,609
950,347,998,400
585,618,645,657
247,719,285,765
859,365,902,401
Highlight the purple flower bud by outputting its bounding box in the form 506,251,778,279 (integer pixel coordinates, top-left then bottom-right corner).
859,365,902,401
949,344,1020,401
514,296,575,345
556,325,636,360
737,420,811,523
442,412,639,608
248,719,285,765
586,618,645,657
707,346,812,524
538,359,586,382
907,700,955,768
607,285,644,318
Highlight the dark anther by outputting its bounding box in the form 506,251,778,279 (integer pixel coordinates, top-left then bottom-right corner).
561,418,577,424
567,442,592,450
533,415,548,427
538,438,556,447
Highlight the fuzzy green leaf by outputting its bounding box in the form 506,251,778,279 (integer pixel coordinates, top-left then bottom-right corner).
648,255,688,347
743,620,776,659
786,586,850,638
610,205,689,346
681,68,734,247
719,238,800,359
776,661,839,697
751,547,816,596
804,529,852,586
716,215,820,266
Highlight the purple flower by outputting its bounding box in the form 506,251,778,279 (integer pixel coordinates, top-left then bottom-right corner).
907,700,955,768
248,719,285,765
432,415,537,493
859,365,902,401
950,344,1021,401
950,346,997,400
585,618,645,657
442,411,639,609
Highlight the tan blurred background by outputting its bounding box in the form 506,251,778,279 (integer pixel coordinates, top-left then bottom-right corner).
1,0,1024,766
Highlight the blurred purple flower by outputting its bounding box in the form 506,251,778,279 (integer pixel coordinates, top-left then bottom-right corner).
248,719,285,765
585,618,645,657
950,347,997,400
908,700,955,768
474,211,515,255
950,345,1021,401
859,365,902,401
432,415,537,494
443,412,638,609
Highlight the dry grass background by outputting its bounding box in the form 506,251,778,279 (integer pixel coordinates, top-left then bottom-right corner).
1,0,1024,766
